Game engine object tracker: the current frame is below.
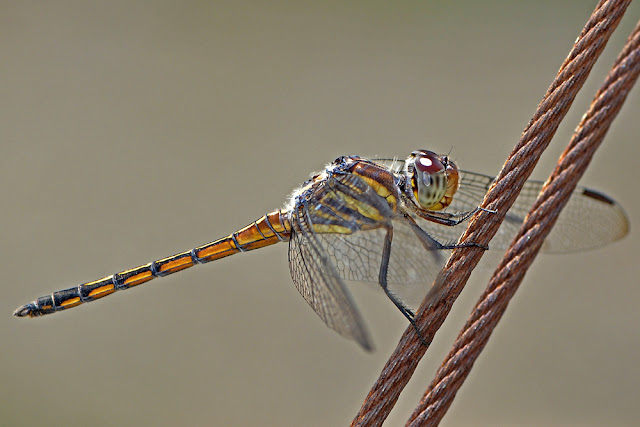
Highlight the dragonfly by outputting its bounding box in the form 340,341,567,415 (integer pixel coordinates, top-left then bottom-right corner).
13,150,629,350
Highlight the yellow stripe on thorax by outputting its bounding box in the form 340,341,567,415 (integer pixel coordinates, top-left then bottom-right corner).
353,171,398,212
334,186,385,222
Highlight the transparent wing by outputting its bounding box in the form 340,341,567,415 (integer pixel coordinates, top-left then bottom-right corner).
287,166,628,348
372,158,406,174
314,218,448,285
414,170,629,253
288,213,374,351
299,215,455,310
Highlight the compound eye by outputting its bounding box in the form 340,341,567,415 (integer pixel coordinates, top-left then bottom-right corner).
414,151,445,175
411,151,448,209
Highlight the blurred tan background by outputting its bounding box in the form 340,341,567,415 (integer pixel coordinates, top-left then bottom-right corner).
2,1,639,426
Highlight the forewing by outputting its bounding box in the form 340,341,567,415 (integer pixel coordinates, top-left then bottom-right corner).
427,170,629,252
479,177,629,252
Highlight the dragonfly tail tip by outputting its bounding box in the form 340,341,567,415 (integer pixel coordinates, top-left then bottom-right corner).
13,303,35,318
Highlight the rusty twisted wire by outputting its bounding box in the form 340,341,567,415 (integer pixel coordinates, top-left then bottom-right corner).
351,1,633,426
408,17,640,427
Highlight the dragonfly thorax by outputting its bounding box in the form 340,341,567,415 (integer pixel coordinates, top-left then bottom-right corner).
406,150,460,211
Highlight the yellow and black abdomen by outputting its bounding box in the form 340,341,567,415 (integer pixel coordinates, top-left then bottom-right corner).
13,211,291,318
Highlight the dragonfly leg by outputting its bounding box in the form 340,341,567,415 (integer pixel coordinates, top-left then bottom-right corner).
408,209,491,250
404,214,489,252
415,208,475,226
416,205,497,227
380,224,430,347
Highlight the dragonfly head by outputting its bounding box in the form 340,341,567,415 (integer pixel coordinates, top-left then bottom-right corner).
405,150,460,211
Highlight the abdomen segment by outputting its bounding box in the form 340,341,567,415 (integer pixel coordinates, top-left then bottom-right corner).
13,210,291,318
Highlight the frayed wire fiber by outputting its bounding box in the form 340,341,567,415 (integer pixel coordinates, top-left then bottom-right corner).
350,1,634,426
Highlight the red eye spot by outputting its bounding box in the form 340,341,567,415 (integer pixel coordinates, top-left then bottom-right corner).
414,151,444,174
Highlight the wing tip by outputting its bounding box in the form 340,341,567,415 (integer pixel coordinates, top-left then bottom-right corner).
357,335,375,352
582,188,630,240
581,188,616,205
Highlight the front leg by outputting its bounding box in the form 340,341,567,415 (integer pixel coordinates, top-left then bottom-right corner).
405,212,490,251
414,206,480,226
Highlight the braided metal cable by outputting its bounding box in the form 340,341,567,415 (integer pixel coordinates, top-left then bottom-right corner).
407,18,640,427
351,1,633,425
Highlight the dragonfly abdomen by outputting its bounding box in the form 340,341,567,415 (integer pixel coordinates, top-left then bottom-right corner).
13,210,291,318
